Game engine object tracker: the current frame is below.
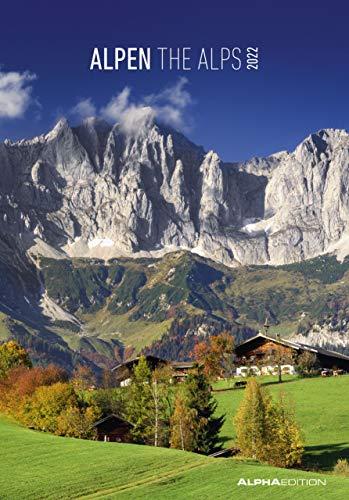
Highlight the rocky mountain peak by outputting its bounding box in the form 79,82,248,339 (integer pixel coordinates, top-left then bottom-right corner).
0,121,349,267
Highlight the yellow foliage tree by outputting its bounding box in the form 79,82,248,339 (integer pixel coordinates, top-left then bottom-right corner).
20,382,77,432
267,393,304,468
56,405,101,439
0,340,31,379
234,378,273,461
234,379,304,467
170,389,198,451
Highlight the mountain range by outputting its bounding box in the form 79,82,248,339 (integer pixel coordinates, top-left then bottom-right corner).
1,119,349,371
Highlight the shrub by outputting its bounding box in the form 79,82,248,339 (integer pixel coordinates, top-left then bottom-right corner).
333,459,349,477
296,351,318,377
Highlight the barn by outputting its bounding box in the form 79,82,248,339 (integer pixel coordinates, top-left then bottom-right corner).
235,332,349,374
92,414,134,442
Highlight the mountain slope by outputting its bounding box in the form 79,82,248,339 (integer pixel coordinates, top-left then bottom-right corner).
1,121,349,369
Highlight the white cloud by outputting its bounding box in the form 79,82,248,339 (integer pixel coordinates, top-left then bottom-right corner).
0,70,37,119
101,87,155,134
70,97,96,119
146,77,192,110
99,77,193,134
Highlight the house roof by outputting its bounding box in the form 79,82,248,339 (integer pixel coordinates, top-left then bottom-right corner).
92,414,134,428
112,355,167,372
171,361,197,369
236,333,349,362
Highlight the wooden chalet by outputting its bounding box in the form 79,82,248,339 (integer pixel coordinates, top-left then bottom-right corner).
112,355,168,385
171,361,197,381
112,355,197,385
235,333,349,372
92,414,134,442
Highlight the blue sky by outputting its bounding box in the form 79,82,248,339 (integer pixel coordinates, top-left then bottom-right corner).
0,0,348,161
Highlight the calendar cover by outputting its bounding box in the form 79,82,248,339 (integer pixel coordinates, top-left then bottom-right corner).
0,1,348,499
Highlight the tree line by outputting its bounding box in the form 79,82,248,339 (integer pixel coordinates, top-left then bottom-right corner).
0,337,305,467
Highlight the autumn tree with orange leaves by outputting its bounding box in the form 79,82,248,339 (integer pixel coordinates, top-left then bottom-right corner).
192,333,235,380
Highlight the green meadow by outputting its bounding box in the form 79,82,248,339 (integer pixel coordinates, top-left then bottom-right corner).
1,375,349,498
0,416,347,499
214,374,349,470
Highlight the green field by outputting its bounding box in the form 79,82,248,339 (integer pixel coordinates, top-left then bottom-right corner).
214,375,349,470
0,416,347,499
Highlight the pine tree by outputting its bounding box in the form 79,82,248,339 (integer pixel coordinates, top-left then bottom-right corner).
125,357,172,446
124,356,153,444
234,378,273,461
184,366,225,454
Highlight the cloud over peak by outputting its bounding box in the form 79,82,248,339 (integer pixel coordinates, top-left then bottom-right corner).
71,77,193,134
70,98,96,120
0,70,37,119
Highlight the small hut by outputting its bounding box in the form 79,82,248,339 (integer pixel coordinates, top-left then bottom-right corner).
92,414,134,442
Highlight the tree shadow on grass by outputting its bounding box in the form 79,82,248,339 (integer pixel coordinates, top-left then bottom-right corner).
220,435,234,446
213,378,298,393
261,378,298,388
303,442,349,471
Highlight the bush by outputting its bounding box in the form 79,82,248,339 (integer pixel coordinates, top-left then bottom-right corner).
333,459,349,477
0,362,102,440
56,405,101,439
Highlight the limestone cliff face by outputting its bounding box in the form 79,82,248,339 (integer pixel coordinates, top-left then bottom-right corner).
1,120,349,266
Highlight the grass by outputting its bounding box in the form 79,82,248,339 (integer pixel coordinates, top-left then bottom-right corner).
214,375,349,470
0,416,347,499
83,310,172,352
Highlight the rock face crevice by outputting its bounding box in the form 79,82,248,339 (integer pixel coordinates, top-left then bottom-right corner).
1,120,349,266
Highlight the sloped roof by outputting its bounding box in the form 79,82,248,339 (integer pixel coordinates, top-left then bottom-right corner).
92,414,134,428
111,355,167,372
236,333,349,361
171,361,197,369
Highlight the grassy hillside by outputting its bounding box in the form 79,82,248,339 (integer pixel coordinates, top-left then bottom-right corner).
0,416,347,499
41,251,349,336
214,375,349,471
